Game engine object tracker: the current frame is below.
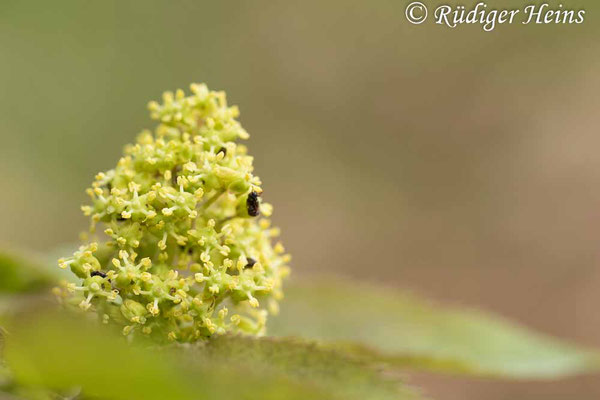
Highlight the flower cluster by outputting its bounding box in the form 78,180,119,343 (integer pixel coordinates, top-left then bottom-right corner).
55,84,290,342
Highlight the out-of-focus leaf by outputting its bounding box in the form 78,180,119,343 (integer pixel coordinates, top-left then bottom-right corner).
3,309,421,400
0,248,58,294
200,335,419,400
270,278,600,379
0,361,10,388
3,311,320,400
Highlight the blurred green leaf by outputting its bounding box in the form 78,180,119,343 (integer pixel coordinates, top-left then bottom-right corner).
3,311,321,400
270,278,600,379
201,335,419,400
2,310,420,400
0,248,57,294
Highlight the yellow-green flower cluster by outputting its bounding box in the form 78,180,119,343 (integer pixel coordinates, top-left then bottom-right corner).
56,84,290,342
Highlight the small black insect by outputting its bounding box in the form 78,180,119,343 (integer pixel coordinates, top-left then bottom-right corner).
169,287,177,295
246,191,260,217
245,257,257,269
217,147,227,157
171,166,180,185
91,270,107,278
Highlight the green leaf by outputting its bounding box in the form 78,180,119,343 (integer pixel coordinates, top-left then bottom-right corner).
3,309,420,400
3,311,320,400
0,248,57,294
269,278,600,379
201,335,419,400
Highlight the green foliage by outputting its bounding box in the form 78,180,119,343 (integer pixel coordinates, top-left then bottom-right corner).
270,280,600,378
1,236,600,399
2,311,418,400
0,249,56,294
202,335,419,400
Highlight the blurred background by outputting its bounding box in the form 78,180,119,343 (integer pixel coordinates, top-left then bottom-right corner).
1,0,599,398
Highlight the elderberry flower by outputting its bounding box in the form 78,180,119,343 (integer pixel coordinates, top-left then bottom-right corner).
56,84,291,342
